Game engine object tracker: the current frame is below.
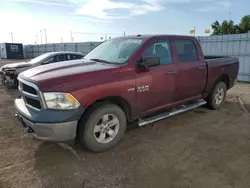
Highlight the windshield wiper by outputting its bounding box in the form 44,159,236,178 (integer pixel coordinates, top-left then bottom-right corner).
89,58,113,64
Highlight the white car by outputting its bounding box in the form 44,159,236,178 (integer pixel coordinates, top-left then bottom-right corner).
0,51,85,87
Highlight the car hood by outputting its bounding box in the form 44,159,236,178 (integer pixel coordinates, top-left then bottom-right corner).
19,59,120,91
1,62,31,70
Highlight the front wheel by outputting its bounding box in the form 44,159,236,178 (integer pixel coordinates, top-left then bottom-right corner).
207,81,227,110
77,103,126,152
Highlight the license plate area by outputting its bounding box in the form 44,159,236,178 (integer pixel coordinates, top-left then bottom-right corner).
15,112,34,133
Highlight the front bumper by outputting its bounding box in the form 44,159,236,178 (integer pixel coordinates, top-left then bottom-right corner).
0,71,18,86
15,97,85,142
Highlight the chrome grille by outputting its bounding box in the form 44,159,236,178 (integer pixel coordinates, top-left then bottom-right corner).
18,77,43,111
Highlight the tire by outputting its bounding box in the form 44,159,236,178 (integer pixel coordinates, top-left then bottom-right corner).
77,103,127,152
207,81,227,110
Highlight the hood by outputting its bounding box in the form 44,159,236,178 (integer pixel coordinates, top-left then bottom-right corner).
1,61,31,70
19,59,120,91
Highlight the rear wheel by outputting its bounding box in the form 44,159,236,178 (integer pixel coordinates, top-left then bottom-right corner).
77,103,126,152
207,81,227,110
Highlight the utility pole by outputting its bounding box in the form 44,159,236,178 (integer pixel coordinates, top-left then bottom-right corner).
70,31,74,42
229,12,231,21
123,31,126,36
10,33,13,43
105,34,107,41
44,28,47,44
36,35,39,44
40,30,43,44
61,37,63,43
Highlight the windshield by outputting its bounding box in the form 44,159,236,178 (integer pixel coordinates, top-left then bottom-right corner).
29,53,51,64
84,38,144,64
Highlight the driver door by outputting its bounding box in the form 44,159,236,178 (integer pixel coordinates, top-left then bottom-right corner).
136,39,177,117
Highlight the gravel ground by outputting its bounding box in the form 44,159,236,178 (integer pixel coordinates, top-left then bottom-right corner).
1,60,250,188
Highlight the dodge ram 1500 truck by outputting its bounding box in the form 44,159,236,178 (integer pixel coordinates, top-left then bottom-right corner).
15,35,239,152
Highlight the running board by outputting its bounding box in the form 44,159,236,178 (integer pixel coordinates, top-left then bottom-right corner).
138,100,207,127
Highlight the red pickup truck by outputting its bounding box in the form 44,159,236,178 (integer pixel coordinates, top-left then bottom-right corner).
15,35,239,152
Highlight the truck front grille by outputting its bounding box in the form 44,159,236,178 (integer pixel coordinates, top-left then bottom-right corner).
24,97,42,109
18,78,43,110
22,83,37,95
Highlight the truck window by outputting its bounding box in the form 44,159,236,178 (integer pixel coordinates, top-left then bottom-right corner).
174,39,198,62
142,40,172,65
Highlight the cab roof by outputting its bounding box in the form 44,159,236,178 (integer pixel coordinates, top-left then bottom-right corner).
116,34,196,40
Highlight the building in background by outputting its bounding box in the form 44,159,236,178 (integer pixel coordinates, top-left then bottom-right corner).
0,43,24,59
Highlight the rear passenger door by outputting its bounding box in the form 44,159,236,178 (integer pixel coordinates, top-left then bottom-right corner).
172,38,207,102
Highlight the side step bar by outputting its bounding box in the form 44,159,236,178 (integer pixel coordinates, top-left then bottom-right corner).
138,100,207,127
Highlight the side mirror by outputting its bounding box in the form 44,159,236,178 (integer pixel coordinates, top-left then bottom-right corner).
138,57,160,68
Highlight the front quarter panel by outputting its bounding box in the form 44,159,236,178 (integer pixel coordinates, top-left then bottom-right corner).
72,66,136,117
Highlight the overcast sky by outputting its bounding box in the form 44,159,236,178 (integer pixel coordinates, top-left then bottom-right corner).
0,0,249,44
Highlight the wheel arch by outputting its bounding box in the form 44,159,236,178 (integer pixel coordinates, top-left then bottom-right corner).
82,96,133,123
214,74,230,90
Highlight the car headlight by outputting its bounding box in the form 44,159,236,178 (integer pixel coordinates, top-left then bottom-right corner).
43,92,80,110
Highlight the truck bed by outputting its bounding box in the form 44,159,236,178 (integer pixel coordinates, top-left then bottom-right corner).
204,56,239,95
204,55,229,61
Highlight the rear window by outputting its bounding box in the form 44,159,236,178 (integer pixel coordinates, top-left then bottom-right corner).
174,39,199,62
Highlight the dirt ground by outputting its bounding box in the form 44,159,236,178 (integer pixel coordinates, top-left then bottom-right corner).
1,60,250,188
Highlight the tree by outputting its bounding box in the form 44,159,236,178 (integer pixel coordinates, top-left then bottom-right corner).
239,15,250,33
211,15,250,35
221,20,229,34
227,20,235,34
211,21,221,35
233,24,241,34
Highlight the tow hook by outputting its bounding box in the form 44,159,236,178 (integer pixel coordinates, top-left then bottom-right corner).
27,127,34,133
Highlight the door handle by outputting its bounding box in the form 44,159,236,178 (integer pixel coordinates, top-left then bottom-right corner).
197,66,206,70
165,71,177,75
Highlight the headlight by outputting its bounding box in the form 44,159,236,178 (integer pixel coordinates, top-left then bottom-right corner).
43,92,80,110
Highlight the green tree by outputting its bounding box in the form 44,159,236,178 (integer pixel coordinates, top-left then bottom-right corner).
239,15,250,33
211,21,221,35
233,24,241,34
221,20,229,34
228,20,236,34
211,15,250,35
